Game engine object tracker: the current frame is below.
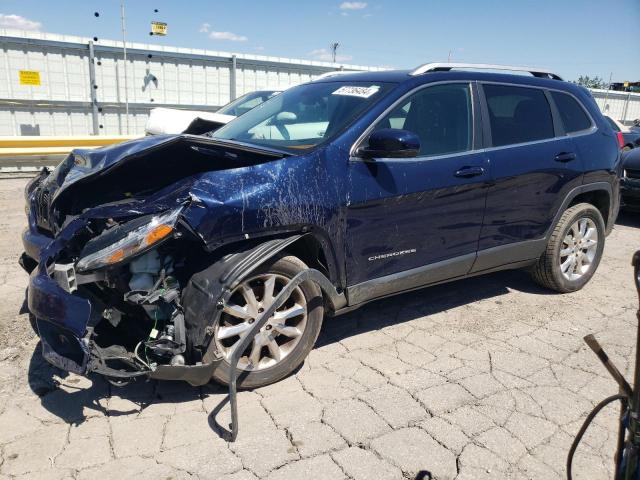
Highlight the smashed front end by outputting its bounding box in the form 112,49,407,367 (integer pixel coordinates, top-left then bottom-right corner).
21,134,288,386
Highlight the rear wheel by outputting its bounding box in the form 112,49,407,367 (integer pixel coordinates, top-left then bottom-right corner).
210,255,323,388
531,203,605,293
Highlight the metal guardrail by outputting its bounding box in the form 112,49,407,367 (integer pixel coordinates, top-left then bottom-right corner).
0,135,139,158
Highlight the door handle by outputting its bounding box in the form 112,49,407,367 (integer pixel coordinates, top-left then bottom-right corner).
454,166,485,178
554,152,576,163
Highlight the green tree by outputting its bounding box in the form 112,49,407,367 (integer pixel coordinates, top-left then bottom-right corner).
573,75,607,89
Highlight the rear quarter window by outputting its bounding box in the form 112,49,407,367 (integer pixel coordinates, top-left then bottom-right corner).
605,116,621,132
483,84,555,147
551,91,592,133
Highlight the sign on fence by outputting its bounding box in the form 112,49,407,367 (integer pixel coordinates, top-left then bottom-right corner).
19,70,41,86
151,21,167,36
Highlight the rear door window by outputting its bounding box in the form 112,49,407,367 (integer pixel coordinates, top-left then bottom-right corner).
483,84,555,147
550,91,592,133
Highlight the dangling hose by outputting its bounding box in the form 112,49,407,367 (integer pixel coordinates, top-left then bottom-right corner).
566,393,628,480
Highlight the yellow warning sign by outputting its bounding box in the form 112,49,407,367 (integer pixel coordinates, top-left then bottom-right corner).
19,70,41,86
151,21,167,36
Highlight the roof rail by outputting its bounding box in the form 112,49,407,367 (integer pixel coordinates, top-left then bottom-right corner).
313,70,360,81
410,62,563,81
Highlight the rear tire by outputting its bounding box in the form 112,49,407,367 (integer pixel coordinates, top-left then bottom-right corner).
210,255,323,389
530,203,605,293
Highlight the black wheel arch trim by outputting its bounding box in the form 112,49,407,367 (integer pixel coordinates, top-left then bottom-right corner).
220,233,346,310
182,234,346,364
204,226,345,290
549,181,613,234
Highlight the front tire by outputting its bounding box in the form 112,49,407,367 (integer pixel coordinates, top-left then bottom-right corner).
531,203,605,293
210,255,323,389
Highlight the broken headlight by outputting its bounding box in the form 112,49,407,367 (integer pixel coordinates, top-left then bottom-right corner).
76,208,181,272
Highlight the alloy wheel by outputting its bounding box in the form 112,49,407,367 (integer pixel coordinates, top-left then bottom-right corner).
214,273,308,371
559,217,599,281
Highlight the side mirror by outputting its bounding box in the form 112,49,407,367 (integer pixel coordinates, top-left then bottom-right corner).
272,111,297,124
357,128,420,159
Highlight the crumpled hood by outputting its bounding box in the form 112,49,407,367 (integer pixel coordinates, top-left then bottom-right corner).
49,134,179,202
34,134,289,232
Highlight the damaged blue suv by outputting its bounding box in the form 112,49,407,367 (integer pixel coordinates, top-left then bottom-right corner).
22,63,621,390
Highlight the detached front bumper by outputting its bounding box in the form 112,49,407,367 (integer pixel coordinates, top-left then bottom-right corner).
25,252,220,386
28,266,93,374
21,195,221,385
27,263,220,384
21,211,93,373
22,226,51,265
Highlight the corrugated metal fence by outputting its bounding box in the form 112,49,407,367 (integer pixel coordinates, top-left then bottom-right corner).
0,29,383,136
1,29,639,138
591,88,640,125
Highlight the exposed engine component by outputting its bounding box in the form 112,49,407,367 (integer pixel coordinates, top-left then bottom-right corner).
123,249,186,367
102,308,122,328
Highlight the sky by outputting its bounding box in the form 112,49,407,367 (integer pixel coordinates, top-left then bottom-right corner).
1,0,639,82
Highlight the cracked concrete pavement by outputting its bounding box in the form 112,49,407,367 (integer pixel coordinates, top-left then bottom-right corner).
0,177,639,479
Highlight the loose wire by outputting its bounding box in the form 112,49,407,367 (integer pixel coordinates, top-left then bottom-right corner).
567,394,627,480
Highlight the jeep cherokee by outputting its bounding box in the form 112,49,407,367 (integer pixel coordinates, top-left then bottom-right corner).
21,62,621,390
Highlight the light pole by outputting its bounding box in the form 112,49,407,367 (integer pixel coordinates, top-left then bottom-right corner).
120,1,130,134
330,42,340,64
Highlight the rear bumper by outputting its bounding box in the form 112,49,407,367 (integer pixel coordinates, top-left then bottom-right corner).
621,178,640,211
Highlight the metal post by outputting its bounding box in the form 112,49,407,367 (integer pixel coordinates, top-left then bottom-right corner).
602,72,612,113
87,41,100,135
120,1,130,134
230,55,237,101
622,91,632,124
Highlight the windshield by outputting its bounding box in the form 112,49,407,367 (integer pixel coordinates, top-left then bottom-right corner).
212,81,393,152
217,91,281,117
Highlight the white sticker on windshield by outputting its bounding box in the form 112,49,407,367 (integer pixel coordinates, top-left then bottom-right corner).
332,85,380,98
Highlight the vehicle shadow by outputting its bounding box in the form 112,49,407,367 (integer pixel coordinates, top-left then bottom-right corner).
317,267,553,348
26,342,226,425
25,267,550,431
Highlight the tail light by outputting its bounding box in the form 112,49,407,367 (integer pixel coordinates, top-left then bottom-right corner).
616,132,625,149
